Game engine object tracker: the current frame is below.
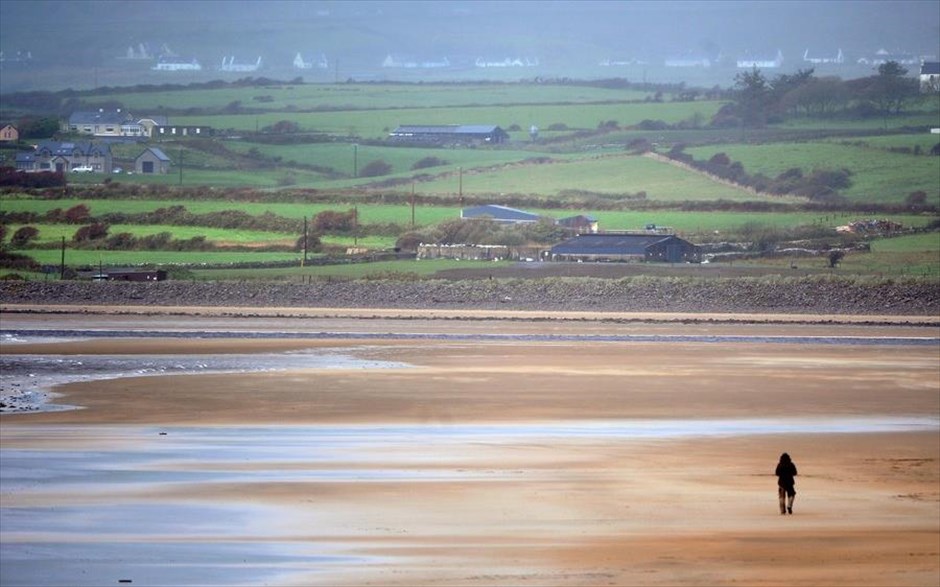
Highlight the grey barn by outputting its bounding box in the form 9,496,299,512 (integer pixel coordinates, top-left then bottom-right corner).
550,233,699,263
389,125,508,144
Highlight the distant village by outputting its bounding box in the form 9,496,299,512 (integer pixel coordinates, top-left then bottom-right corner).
3,44,937,78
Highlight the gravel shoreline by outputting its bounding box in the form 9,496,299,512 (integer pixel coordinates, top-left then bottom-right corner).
1,276,937,316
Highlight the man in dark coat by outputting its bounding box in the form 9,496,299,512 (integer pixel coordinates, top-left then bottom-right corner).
775,452,798,514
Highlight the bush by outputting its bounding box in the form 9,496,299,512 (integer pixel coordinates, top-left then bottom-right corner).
358,159,393,177
411,156,449,170
73,223,109,243
312,209,357,233
64,204,91,224
10,226,39,247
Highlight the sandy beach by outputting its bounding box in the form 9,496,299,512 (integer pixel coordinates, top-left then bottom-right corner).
1,309,938,586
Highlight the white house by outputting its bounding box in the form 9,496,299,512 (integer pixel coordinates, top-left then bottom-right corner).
293,52,328,69
803,49,844,64
220,56,262,72
737,50,784,69
921,61,940,93
152,59,202,71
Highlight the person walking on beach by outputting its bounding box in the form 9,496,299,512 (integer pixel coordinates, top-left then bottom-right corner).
775,452,798,514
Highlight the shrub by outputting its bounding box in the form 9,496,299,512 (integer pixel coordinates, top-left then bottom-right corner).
64,204,91,224
708,152,732,166
546,123,569,131
411,156,449,170
10,226,39,247
312,209,357,233
358,159,393,177
73,223,109,242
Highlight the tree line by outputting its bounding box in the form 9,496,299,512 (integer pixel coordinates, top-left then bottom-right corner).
721,61,927,128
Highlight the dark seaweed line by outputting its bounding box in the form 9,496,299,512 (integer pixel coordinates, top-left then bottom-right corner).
3,330,938,346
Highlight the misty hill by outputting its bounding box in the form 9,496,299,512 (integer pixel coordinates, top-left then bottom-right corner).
1,0,938,92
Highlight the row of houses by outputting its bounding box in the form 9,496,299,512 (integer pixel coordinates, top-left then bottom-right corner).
603,50,936,70
14,141,171,174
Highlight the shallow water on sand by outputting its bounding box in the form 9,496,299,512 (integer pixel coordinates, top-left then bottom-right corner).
2,417,938,586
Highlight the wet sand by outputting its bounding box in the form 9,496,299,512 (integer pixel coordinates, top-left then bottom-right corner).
1,311,939,586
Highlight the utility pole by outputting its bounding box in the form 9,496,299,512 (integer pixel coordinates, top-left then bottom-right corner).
353,144,358,178
302,216,308,267
59,237,65,280
178,148,183,186
411,182,416,229
353,205,358,247
458,166,463,207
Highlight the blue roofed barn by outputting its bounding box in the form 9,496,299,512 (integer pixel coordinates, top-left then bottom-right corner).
461,204,544,224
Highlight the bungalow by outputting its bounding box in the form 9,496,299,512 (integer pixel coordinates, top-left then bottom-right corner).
220,56,262,72
461,204,544,225
294,52,328,69
857,49,919,66
0,124,18,142
736,50,784,69
152,58,202,71
550,233,699,263
15,140,112,173
803,49,844,65
389,125,508,145
135,147,171,174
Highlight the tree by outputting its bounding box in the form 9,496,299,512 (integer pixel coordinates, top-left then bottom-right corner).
10,226,39,247
733,68,772,127
865,61,921,120
16,116,60,139
782,77,849,117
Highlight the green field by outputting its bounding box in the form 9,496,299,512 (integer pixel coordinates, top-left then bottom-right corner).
21,249,303,268
172,101,723,138
100,83,662,114
685,141,940,205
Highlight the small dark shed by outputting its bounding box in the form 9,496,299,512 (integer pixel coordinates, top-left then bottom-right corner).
551,233,699,263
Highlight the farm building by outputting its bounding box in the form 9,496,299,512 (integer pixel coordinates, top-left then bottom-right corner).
461,204,544,224
82,269,168,281
550,233,700,263
135,147,171,174
418,244,510,261
154,124,212,137
389,125,508,144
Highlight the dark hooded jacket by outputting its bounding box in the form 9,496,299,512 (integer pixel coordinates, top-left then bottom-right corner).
775,454,797,491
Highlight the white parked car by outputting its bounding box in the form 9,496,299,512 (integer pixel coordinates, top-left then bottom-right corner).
71,165,94,173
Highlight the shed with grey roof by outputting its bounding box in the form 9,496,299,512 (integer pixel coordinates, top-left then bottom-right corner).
389,124,508,144
135,147,171,174
551,233,699,263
